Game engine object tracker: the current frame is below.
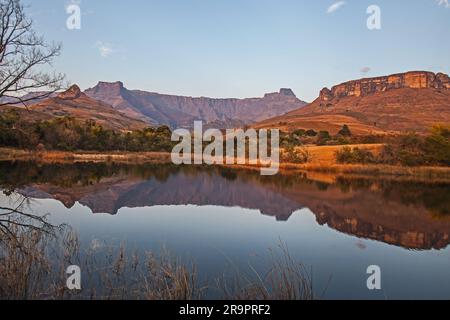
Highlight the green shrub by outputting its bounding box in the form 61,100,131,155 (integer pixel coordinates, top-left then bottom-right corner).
292,129,306,137
305,129,317,137
283,146,310,163
336,126,450,167
338,124,352,137
316,131,331,146
335,147,375,164
422,125,450,165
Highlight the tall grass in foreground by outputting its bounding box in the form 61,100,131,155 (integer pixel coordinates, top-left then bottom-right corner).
218,243,314,300
0,223,315,300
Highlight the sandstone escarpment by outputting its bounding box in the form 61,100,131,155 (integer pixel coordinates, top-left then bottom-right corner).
254,70,450,134
85,83,307,128
319,71,450,102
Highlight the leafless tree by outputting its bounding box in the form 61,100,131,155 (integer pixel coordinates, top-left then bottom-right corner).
0,0,65,106
0,195,60,245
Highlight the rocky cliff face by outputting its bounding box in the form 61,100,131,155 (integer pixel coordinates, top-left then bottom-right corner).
84,81,126,100
319,71,450,101
56,84,83,100
85,82,307,128
254,70,450,134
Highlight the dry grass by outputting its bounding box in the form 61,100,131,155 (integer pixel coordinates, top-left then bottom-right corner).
279,163,450,182
0,148,32,161
0,226,206,300
254,114,388,135
0,227,52,299
0,147,171,164
302,144,384,165
222,144,450,181
218,242,315,300
0,214,314,300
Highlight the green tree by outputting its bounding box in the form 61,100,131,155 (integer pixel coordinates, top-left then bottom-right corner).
422,125,450,165
338,124,352,137
317,131,331,145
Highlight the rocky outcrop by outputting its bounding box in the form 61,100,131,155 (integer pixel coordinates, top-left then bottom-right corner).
279,88,297,97
25,84,148,131
319,71,450,101
56,84,83,100
84,81,126,100
254,70,450,134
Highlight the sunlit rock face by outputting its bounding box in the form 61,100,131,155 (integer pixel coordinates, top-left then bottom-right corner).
257,70,450,134
56,85,83,100
319,71,450,101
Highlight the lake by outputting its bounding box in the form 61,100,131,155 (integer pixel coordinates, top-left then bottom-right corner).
0,161,449,299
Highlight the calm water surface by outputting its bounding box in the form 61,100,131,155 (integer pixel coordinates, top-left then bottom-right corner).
0,161,449,299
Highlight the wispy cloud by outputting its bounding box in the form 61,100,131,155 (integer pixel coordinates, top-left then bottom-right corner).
437,0,449,8
95,42,114,58
327,1,346,14
361,67,371,74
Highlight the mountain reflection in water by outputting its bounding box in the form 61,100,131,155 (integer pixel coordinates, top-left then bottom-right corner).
0,161,449,251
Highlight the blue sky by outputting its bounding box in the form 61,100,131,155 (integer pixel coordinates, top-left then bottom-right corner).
25,0,450,101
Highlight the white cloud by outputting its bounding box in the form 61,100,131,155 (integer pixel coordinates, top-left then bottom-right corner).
327,1,346,14
95,42,114,58
437,0,449,8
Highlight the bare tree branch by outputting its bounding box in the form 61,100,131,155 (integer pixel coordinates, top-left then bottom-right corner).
0,0,65,106
0,195,61,246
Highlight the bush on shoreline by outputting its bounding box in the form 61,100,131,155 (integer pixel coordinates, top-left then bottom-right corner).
335,125,450,167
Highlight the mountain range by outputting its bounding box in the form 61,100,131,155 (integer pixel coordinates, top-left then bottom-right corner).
84,82,307,128
1,70,449,133
0,82,306,130
0,85,148,131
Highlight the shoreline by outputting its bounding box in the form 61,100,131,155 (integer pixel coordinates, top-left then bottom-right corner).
0,148,172,163
1,147,450,182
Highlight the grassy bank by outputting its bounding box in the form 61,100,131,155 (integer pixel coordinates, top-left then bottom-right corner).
0,147,171,163
279,144,450,181
1,146,450,181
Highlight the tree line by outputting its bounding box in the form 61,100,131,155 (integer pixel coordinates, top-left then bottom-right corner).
0,109,174,152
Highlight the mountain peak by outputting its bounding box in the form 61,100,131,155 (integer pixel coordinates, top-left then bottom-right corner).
279,88,296,97
263,88,298,100
97,81,124,88
57,84,82,100
87,81,126,96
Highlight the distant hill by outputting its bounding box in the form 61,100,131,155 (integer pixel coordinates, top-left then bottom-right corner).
0,85,148,131
255,71,450,135
0,91,56,106
85,82,307,128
